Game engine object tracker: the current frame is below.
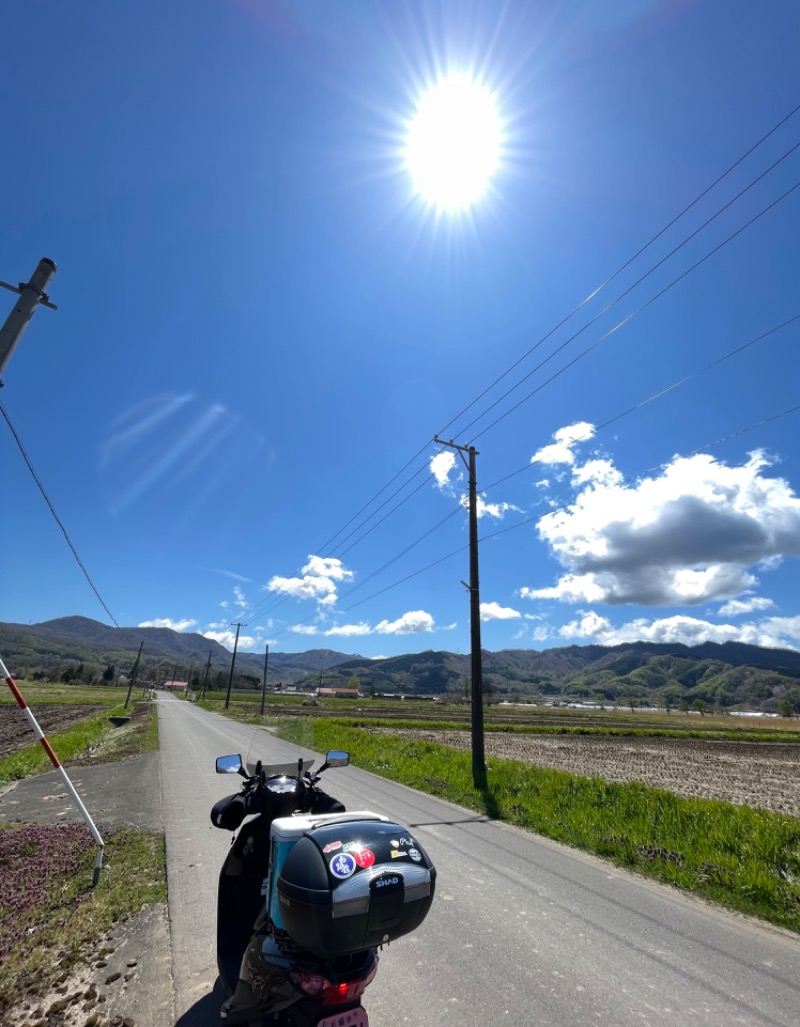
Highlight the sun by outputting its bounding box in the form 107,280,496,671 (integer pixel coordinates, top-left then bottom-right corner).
404,74,503,213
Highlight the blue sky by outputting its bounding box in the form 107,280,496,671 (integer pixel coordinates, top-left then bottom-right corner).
1,0,799,659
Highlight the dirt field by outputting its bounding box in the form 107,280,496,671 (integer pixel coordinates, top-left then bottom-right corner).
0,705,107,758
378,728,800,817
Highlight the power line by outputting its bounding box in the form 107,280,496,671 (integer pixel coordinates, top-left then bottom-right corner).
0,398,119,627
293,166,800,582
483,312,800,493
435,102,800,440
469,176,800,444
250,108,800,637
305,105,800,569
273,399,800,640
262,307,800,643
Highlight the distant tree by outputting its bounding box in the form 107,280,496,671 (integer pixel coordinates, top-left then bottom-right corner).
778,697,796,719
627,696,637,713
347,675,361,691
679,700,690,715
102,664,115,683
594,693,606,710
692,698,707,716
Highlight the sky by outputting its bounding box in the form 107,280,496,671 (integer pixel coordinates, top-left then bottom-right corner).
1,0,799,661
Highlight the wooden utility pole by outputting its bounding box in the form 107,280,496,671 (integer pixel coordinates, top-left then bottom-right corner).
433,436,486,788
260,644,269,717
125,641,144,709
201,649,212,700
225,623,246,709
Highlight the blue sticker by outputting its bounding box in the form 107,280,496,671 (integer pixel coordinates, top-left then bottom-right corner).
329,852,357,879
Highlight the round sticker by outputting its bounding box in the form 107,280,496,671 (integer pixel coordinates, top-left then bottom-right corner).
329,852,356,879
353,848,376,869
408,848,422,862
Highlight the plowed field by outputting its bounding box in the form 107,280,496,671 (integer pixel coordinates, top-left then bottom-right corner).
0,705,106,758
378,728,800,817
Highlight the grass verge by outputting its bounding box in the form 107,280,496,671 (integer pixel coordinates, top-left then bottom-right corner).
0,701,157,786
0,701,164,1014
280,718,800,933
0,823,166,1016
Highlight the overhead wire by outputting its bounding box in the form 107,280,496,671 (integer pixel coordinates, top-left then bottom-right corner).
252,107,800,637
270,311,800,642
304,102,800,564
270,397,800,646
469,176,800,444
0,398,119,627
289,158,800,587
436,100,800,440
482,312,800,493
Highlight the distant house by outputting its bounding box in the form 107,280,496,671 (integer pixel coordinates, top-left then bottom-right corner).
164,680,189,692
317,687,360,699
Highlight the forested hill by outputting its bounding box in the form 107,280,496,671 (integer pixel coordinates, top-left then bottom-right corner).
2,617,799,712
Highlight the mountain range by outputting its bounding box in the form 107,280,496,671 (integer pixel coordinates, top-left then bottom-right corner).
2,616,800,712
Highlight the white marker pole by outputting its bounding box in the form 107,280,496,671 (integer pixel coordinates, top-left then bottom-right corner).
0,654,105,885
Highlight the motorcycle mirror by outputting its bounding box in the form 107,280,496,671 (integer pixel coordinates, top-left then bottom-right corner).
215,754,245,776
323,750,350,769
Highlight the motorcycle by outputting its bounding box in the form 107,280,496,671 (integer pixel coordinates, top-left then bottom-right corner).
211,746,436,1026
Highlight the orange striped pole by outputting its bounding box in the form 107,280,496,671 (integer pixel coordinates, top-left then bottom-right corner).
1,653,105,885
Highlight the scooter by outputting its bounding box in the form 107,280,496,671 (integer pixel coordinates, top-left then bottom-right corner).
211,747,436,1026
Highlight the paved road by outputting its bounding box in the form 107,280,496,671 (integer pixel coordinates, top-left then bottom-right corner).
157,695,800,1027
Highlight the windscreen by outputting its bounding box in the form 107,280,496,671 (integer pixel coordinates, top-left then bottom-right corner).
244,728,314,777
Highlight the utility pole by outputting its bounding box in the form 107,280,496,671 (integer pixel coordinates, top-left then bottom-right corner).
0,258,58,385
225,623,246,709
125,641,144,709
201,648,212,701
186,662,194,700
434,436,486,788
260,644,269,717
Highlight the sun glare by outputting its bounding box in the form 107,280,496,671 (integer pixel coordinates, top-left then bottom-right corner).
405,74,503,213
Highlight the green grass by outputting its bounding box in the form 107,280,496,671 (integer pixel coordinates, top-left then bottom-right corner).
318,715,800,744
0,824,166,1014
279,718,800,933
0,700,158,786
197,691,800,742
0,698,163,1012
1,682,133,705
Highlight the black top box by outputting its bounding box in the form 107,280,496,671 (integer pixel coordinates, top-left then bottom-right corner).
276,818,436,957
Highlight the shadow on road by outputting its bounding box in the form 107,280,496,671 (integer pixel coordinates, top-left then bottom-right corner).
175,979,227,1027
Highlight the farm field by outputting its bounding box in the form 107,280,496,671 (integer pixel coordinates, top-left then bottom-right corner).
369,726,800,817
0,704,108,758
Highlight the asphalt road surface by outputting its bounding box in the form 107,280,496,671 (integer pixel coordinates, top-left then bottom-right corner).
157,694,800,1027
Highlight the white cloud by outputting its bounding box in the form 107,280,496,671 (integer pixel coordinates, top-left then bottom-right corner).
291,610,437,638
323,622,372,637
559,610,613,639
202,629,258,650
525,449,800,607
718,596,775,616
551,610,800,651
267,555,354,608
375,610,435,635
430,450,457,487
233,586,249,610
531,422,595,466
475,496,522,519
480,601,521,621
138,617,198,632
